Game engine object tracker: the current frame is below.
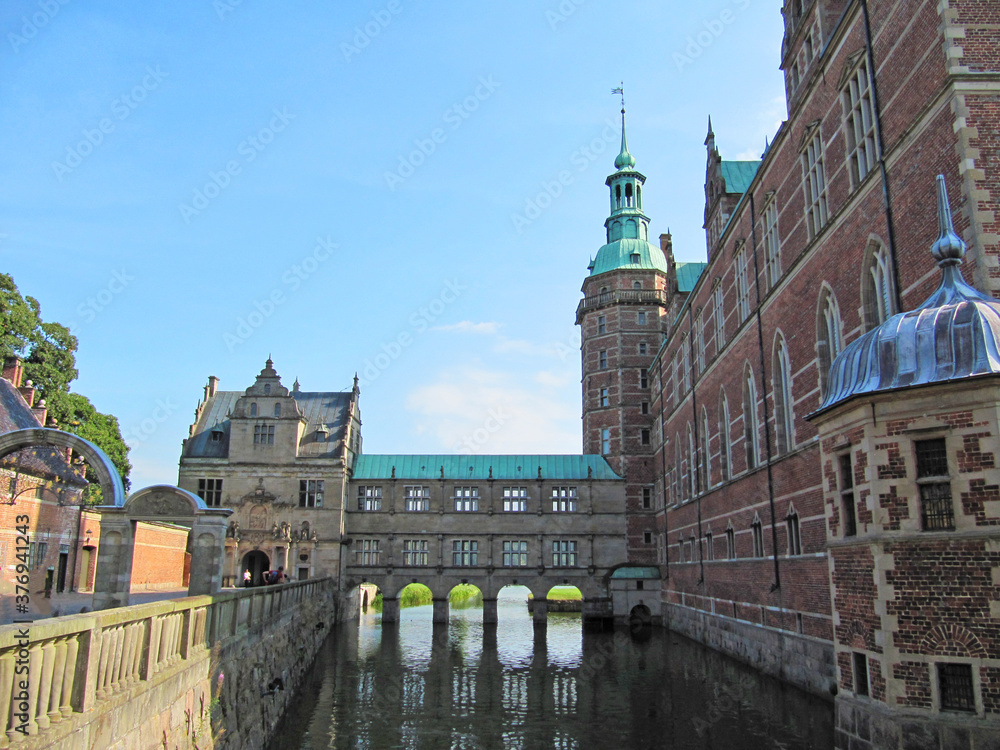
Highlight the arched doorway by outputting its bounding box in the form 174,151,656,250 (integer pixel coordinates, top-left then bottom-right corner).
629,603,652,627
242,550,270,586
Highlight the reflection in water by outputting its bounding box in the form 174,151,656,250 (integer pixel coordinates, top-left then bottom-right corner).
274,587,833,749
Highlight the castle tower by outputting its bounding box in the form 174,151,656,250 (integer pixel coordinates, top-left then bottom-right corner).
576,107,671,562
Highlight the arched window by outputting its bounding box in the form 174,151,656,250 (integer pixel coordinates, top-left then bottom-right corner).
786,504,802,556
773,334,795,454
633,281,641,290
862,240,895,330
751,514,765,557
615,184,622,208
743,367,759,470
274,402,282,418
249,402,258,417
625,183,633,206
636,184,642,209
817,287,843,397
700,407,711,489
263,383,271,395
719,390,731,481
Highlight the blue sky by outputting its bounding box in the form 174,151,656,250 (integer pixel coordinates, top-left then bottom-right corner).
1,0,786,490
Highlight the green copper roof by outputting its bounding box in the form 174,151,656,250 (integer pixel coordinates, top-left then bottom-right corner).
610,566,661,579
352,454,622,481
677,262,707,292
720,161,760,194
590,238,667,276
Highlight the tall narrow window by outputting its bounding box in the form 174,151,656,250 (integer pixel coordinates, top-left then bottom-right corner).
839,454,857,537
597,315,606,334
600,387,609,407
763,200,781,288
853,653,870,697
696,313,705,373
705,530,714,560
916,438,954,531
273,402,282,417
682,341,691,391
719,391,731,481
773,335,795,454
687,423,696,497
714,283,726,350
862,242,896,331
843,59,878,188
802,132,828,239
817,288,843,397
735,247,751,321
249,402,257,417
642,487,652,509
751,516,765,558
700,408,711,489
601,428,611,455
743,369,759,470
640,371,649,389
637,311,647,325
599,350,608,369
786,507,802,556
725,525,736,559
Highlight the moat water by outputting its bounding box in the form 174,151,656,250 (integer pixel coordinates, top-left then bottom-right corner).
273,588,833,749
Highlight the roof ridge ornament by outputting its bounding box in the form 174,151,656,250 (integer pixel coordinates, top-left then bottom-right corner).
931,174,967,266
612,83,635,171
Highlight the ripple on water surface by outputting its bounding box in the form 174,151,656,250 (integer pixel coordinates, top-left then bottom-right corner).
272,587,833,750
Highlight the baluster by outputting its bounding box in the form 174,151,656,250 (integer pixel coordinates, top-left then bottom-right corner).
0,649,15,747
45,638,67,725
59,637,78,718
95,629,111,701
129,621,143,681
23,641,43,735
109,627,125,693
158,616,171,668
120,625,136,685
146,617,161,679
173,614,183,662
34,640,55,731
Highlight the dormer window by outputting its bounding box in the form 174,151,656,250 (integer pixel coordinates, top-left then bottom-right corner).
274,403,281,417
316,426,328,443
249,402,258,417
630,253,641,264
210,429,224,443
264,384,271,395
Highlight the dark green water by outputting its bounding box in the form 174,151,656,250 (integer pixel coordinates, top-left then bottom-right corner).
273,587,833,749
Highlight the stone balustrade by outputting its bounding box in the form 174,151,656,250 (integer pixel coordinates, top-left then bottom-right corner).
0,578,335,749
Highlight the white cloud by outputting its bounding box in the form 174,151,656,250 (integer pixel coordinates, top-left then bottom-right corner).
431,320,501,334
405,366,579,454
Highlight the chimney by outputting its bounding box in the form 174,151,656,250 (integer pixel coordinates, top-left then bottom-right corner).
207,375,219,398
3,357,23,388
19,379,36,408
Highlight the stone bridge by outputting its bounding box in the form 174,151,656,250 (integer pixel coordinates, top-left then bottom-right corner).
0,578,336,750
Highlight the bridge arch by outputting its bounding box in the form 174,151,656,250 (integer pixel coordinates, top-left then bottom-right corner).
0,427,126,506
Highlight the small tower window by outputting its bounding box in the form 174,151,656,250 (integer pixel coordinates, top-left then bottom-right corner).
630,253,641,264
636,184,641,209
615,184,622,208
210,428,224,443
625,183,633,206
274,402,282,417
249,402,258,417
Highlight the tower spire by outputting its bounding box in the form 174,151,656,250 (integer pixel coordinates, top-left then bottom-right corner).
612,83,635,170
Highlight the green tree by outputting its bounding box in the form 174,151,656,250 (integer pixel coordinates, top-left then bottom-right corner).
0,273,131,496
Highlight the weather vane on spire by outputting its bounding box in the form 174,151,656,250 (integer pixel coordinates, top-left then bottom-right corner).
611,83,625,112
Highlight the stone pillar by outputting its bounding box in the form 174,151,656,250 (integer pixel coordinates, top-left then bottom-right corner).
91,511,134,611
381,598,400,623
482,598,498,624
532,598,548,625
432,597,449,624
187,510,230,596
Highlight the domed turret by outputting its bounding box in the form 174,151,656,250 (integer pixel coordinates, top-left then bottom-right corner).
817,176,1000,412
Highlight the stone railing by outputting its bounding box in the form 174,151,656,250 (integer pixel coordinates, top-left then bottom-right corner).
575,288,666,320
0,578,334,749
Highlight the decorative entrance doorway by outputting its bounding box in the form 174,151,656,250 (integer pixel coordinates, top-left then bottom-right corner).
242,550,270,586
